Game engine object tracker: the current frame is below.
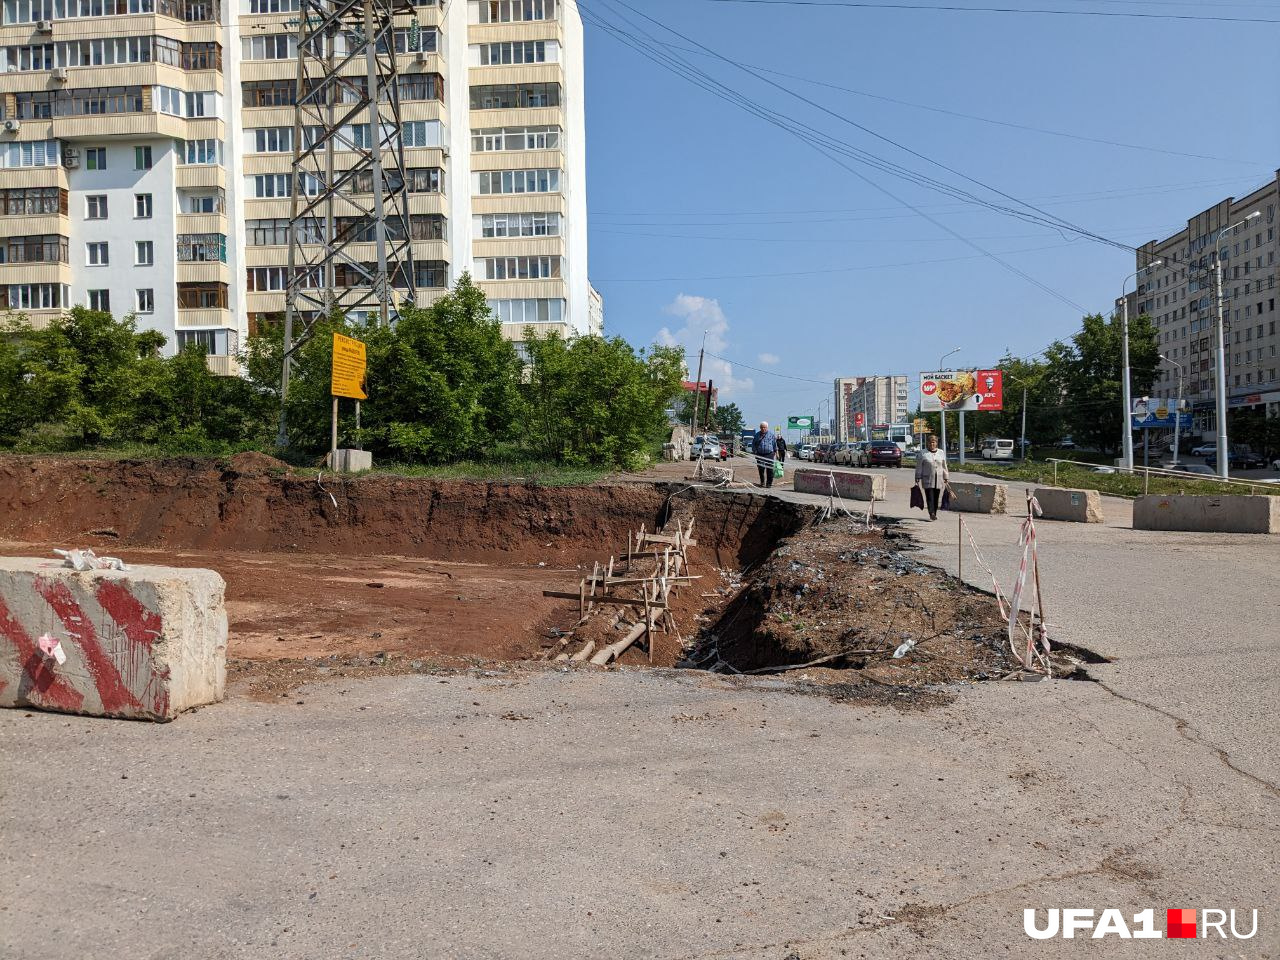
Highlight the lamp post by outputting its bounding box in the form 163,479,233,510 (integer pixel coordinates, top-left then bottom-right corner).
1213,211,1262,479
1120,259,1163,472
938,347,961,458
1162,353,1184,467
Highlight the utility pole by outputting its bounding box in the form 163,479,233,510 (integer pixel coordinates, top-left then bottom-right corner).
1020,385,1027,461
689,332,706,440
1212,212,1260,478
1121,293,1134,472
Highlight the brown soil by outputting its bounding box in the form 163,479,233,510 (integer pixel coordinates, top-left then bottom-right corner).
688,516,1080,688
0,455,808,690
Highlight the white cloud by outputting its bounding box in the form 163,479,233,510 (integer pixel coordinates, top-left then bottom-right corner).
758,352,780,366
656,294,754,398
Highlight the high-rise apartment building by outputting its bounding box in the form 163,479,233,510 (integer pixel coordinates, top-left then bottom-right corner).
833,375,908,441
0,0,593,374
1129,171,1279,435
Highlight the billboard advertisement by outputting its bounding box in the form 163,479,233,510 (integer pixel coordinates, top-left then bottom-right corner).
919,370,1004,412
1131,398,1192,430
787,415,814,429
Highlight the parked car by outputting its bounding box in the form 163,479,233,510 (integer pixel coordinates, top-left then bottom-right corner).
813,443,831,463
1204,450,1268,470
689,436,721,460
979,438,1015,461
719,441,729,461
835,441,859,466
797,444,816,461
1168,463,1216,476
827,442,847,465
1059,437,1076,449
1190,443,1217,457
1273,458,1280,471
865,440,904,468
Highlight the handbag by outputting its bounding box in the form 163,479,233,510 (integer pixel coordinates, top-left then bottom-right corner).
910,483,925,511
772,459,784,479
941,484,954,510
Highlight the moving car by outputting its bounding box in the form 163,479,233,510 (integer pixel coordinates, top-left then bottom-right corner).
1168,463,1215,476
864,440,904,467
979,438,1015,461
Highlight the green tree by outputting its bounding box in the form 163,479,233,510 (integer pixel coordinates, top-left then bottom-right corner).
1049,312,1159,454
522,331,684,468
711,401,745,435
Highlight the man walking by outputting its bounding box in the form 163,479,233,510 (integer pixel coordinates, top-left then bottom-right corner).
752,421,777,488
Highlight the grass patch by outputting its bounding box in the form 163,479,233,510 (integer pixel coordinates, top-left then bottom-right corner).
365,460,608,486
965,459,1277,499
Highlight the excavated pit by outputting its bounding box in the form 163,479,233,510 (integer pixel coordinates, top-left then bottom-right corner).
0,454,1091,700
0,454,809,693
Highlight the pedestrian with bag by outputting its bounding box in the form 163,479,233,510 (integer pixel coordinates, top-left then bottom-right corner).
752,421,777,488
914,433,949,521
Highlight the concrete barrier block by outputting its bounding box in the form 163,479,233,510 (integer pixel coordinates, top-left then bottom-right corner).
332,448,373,472
0,559,227,721
1133,494,1279,534
1033,487,1103,523
947,480,1007,514
792,468,886,502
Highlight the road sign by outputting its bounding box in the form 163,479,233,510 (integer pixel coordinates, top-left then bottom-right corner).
854,412,864,428
331,332,367,399
912,418,930,434
787,415,814,429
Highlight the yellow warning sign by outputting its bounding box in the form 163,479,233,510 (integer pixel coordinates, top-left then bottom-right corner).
331,332,367,399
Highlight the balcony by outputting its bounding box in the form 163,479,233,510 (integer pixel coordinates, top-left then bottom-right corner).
205,354,240,376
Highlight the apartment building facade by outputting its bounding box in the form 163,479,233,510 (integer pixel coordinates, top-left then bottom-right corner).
833,374,909,441
0,0,593,373
1130,171,1280,434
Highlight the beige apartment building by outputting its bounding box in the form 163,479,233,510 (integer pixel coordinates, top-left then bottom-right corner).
833,374,909,441
1131,170,1280,434
0,0,595,374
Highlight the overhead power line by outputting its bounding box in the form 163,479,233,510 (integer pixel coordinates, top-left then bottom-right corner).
584,0,1094,310
695,0,1280,24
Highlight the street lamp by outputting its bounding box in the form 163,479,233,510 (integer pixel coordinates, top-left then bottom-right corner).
1121,259,1163,472
1004,371,1032,460
938,347,961,457
1161,353,1184,467
1213,211,1262,479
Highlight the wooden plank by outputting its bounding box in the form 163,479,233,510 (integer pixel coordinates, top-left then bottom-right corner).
542,590,669,610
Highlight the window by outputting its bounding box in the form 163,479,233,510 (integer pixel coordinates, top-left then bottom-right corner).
477,211,560,238
86,147,108,170
247,218,322,246
402,120,445,148
176,282,228,309
0,139,59,170
477,40,553,65
0,187,65,216
241,34,295,61
176,233,226,262
474,168,560,195
131,145,152,170
488,298,564,325
136,288,154,313
469,83,560,110
135,240,154,265
183,190,223,213
476,0,557,23
471,125,561,152
86,241,109,266
0,234,68,264
0,283,70,310
176,329,233,355
243,80,295,108
247,0,299,11
392,25,438,53
475,256,561,280
175,139,222,165
87,289,110,311
131,193,152,219
86,195,108,219
250,127,294,153
397,73,443,102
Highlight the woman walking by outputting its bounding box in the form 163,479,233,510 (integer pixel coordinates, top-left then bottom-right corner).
914,434,949,521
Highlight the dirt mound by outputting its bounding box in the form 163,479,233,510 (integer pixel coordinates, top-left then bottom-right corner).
0,455,806,567
688,517,1040,686
226,451,290,475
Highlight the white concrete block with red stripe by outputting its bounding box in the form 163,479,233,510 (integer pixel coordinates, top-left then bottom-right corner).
0,558,226,721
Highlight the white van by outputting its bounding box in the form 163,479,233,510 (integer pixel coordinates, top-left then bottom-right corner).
980,438,1015,460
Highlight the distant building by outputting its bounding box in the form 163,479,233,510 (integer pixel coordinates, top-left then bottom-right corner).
1122,170,1279,436
834,375,909,441
682,380,718,415
587,283,604,336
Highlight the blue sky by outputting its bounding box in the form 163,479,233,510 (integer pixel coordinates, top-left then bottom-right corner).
578,0,1280,429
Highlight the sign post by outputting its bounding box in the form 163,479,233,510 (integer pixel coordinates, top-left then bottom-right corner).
330,332,368,466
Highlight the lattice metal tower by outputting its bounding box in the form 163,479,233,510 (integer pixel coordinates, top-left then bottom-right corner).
277,0,417,446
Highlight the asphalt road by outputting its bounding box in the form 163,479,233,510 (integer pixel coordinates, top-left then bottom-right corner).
2,463,1277,959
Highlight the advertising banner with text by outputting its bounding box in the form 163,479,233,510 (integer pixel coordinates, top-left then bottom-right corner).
919,370,1003,412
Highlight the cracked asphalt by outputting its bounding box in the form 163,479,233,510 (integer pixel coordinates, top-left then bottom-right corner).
1,464,1276,958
